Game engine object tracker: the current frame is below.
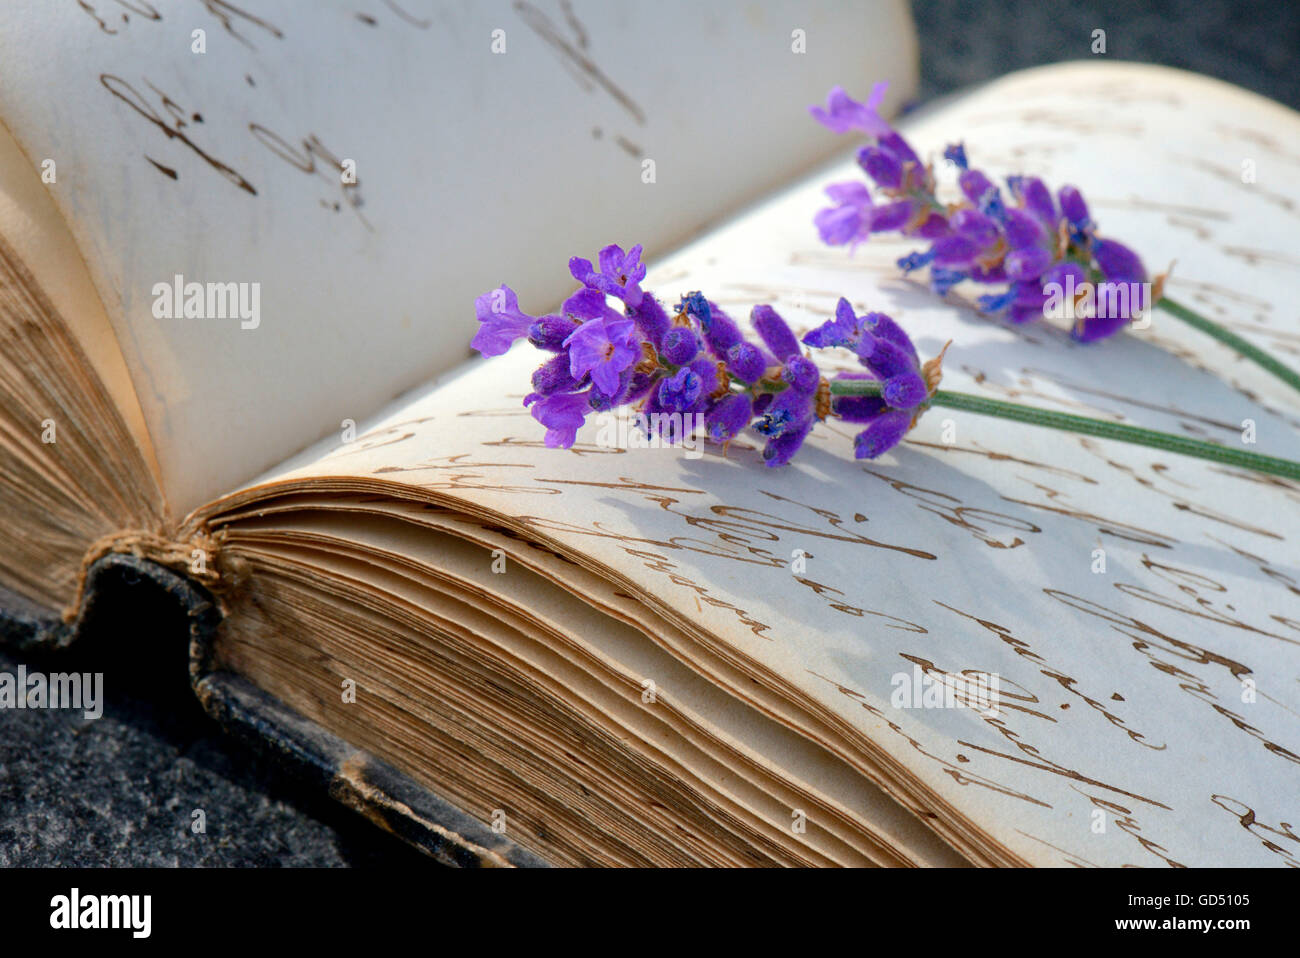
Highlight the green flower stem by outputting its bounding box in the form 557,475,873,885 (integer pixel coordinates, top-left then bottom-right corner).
827,379,1300,482
1157,297,1300,399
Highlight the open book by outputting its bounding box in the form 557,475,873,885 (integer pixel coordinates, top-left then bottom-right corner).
4,4,1299,867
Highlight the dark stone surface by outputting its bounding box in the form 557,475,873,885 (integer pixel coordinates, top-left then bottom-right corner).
0,567,430,867
912,0,1300,110
1,0,1293,867
0,645,414,866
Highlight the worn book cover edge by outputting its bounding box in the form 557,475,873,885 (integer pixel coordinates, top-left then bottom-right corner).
0,560,550,869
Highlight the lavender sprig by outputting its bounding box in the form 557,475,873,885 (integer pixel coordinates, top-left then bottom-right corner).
473,244,843,466
471,243,1300,480
809,84,1300,399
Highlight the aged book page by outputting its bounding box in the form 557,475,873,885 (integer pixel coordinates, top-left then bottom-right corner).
0,0,916,516
196,61,1300,865
0,118,165,607
0,118,157,484
212,499,966,865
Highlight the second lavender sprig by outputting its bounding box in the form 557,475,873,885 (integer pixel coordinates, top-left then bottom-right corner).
808,83,1300,399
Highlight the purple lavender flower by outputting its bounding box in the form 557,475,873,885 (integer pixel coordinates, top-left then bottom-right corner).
726,341,770,384
477,268,719,452
471,285,536,357
528,287,622,351
525,388,597,449
1093,237,1146,283
759,417,816,468
803,299,937,459
812,87,950,259
477,247,942,466
657,365,704,413
1008,176,1058,232
660,325,699,366
1075,238,1150,342
753,355,824,467
814,182,874,248
563,314,640,397
942,143,968,170
802,297,871,350
694,297,744,355
531,352,582,396
752,304,802,362
640,307,678,357
809,84,1159,343
851,406,915,459
809,83,892,137
1058,184,1092,237
804,299,920,367
704,392,753,443
750,309,823,466
570,243,647,308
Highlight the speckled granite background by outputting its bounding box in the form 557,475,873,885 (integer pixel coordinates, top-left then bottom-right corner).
3,0,1296,867
0,577,428,867
914,0,1299,110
